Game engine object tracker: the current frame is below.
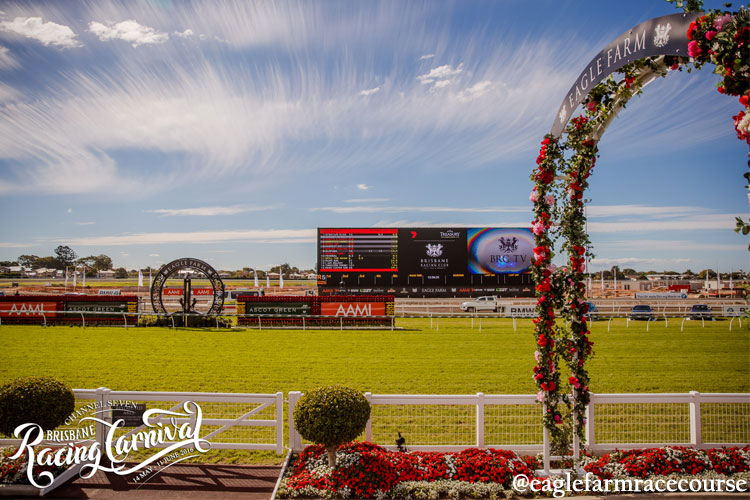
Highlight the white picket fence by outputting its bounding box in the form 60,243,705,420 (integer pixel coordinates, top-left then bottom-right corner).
0,388,285,454
1,388,746,474
289,391,750,472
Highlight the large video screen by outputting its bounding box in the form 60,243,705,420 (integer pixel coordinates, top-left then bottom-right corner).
318,227,532,276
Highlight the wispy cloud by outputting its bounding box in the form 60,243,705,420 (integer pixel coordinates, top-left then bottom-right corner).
53,229,316,246
76,221,96,226
359,87,380,96
419,54,435,60
311,205,527,214
89,20,168,47
0,16,80,48
591,257,692,266
343,198,390,203
595,239,745,252
0,45,18,69
145,205,275,217
356,184,370,191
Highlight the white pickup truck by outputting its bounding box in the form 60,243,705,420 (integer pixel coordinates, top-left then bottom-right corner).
459,296,499,312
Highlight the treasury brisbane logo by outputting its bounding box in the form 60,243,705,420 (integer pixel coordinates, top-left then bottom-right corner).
10,400,209,489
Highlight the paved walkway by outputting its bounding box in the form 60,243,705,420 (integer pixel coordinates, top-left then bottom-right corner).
45,463,281,499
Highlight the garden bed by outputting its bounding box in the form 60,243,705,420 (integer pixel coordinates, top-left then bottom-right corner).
276,444,750,499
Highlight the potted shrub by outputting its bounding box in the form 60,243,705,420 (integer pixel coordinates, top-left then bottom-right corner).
293,385,370,467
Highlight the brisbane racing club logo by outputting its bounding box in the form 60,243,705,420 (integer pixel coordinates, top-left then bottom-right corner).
468,228,534,274
498,237,519,253
425,243,443,257
653,23,671,47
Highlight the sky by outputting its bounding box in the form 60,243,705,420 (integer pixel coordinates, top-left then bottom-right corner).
0,0,748,274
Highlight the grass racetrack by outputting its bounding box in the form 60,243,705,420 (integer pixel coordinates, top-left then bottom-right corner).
0,318,747,464
1,318,747,394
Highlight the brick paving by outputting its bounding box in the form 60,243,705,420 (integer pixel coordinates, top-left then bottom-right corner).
44,463,281,500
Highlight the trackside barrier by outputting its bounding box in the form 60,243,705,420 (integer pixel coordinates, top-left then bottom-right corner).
0,389,285,455
1,310,747,330
289,391,750,474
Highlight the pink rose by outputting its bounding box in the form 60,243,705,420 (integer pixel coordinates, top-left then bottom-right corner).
536,390,545,403
529,191,539,203
534,351,541,362
545,194,555,206
532,221,546,236
706,30,717,41
714,13,732,31
687,40,702,58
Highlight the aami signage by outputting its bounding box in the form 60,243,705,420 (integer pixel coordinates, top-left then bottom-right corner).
0,302,57,317
163,288,216,296
321,302,386,317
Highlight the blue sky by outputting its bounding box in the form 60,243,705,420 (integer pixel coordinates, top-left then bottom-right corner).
0,0,748,274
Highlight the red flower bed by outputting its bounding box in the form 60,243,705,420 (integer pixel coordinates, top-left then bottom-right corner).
583,446,750,480
285,442,537,497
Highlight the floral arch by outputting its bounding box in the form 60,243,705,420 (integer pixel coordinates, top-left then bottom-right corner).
530,5,749,442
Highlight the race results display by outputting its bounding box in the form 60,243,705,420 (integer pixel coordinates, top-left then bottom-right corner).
318,228,398,272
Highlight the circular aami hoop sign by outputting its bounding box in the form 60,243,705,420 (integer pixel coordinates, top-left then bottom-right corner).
150,258,225,315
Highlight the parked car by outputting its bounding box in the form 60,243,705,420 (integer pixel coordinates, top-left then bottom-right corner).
584,301,599,321
460,296,498,312
688,304,712,320
630,304,653,320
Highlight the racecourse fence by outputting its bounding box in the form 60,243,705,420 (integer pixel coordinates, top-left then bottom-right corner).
0,307,746,331
0,389,746,475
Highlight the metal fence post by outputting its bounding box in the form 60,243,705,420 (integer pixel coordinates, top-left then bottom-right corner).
690,391,702,447
365,392,373,442
275,392,284,455
476,392,485,448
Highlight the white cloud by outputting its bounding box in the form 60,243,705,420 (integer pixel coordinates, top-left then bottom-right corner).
145,205,274,217
53,229,316,246
0,45,18,69
174,28,194,38
588,214,739,233
457,80,492,102
356,184,369,191
418,64,463,83
310,205,527,214
0,241,33,248
432,79,452,89
89,20,168,47
587,204,707,218
0,82,19,102
76,221,96,226
419,54,435,60
0,16,80,48
595,239,745,252
343,198,390,203
359,87,380,96
67,208,72,213
591,257,692,266
148,253,160,257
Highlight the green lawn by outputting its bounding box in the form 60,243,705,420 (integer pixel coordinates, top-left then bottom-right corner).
0,319,747,465
0,318,747,394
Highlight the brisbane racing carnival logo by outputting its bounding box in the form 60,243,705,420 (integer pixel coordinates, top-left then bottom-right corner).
468,228,534,274
9,400,210,489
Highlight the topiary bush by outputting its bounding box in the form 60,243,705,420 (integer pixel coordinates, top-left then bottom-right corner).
294,385,370,467
0,377,75,437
